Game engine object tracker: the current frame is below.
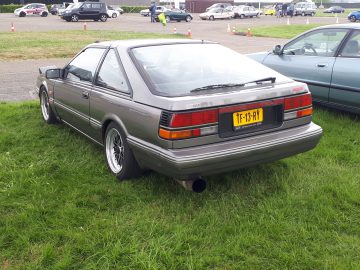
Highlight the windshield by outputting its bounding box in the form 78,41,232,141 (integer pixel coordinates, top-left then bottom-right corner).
131,43,289,97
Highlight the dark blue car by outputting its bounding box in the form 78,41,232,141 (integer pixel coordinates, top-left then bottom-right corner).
348,10,360,22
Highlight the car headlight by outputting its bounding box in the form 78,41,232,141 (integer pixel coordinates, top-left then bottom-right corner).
65,10,71,13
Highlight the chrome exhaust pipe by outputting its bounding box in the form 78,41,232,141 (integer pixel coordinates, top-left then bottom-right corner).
176,178,207,193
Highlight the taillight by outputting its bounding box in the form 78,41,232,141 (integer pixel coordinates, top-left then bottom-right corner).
284,93,312,110
159,109,219,140
284,93,312,120
170,109,219,128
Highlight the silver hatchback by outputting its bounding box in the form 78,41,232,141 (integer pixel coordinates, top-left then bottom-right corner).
36,40,322,191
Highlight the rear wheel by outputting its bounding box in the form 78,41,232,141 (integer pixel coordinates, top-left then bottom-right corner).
40,89,57,124
165,15,170,23
209,15,214,21
185,15,192,22
104,122,141,180
301,12,305,16
41,12,48,17
71,14,79,22
100,14,108,22
112,13,117,18
350,15,356,22
240,14,245,19
310,12,315,16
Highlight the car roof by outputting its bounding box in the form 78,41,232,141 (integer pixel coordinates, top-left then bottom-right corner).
315,23,360,30
86,39,216,49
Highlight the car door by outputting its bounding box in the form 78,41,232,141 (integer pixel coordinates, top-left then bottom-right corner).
90,49,132,141
329,30,360,112
54,47,106,133
262,28,349,103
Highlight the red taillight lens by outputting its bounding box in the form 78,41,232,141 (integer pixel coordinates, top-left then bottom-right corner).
284,94,312,111
170,109,219,128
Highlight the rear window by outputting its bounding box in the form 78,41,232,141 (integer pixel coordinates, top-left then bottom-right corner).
131,43,289,97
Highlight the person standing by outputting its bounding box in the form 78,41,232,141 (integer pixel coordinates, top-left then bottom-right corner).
149,1,156,23
288,2,294,17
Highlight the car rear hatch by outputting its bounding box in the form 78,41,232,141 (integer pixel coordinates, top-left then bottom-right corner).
157,81,313,149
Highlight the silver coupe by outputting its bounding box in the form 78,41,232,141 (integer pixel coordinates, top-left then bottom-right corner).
36,39,322,192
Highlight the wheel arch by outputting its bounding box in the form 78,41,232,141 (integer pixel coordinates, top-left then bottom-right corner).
101,114,129,142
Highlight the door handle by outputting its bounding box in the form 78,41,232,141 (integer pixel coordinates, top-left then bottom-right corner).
82,91,89,99
317,63,327,68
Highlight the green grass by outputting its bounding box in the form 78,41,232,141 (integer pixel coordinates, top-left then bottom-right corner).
0,101,359,269
0,30,184,60
238,24,324,39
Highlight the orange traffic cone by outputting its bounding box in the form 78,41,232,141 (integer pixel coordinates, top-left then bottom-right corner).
246,28,252,37
11,22,15,32
187,28,192,38
83,22,87,31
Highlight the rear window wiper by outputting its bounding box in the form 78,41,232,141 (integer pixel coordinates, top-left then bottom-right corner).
190,77,276,93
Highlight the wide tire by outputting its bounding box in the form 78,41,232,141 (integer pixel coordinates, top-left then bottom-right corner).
71,14,79,22
100,14,108,22
40,89,57,124
104,122,141,181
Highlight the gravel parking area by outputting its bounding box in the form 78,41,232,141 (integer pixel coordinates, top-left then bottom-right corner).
0,13,348,102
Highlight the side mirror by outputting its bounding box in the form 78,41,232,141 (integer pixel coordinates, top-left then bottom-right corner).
273,45,282,55
45,68,63,79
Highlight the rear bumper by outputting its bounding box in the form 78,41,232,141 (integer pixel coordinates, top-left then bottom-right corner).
129,122,323,179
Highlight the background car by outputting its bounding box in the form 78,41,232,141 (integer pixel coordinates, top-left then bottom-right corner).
140,6,170,16
62,2,108,22
50,3,64,15
264,6,276,16
233,5,262,18
323,6,345,13
294,1,317,16
36,39,322,191
248,24,360,114
206,3,232,11
348,10,360,22
155,9,193,22
199,8,233,20
58,3,74,16
107,5,120,18
14,3,48,17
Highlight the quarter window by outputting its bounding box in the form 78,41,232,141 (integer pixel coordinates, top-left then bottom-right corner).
66,48,105,83
340,31,360,58
283,29,348,57
95,49,130,93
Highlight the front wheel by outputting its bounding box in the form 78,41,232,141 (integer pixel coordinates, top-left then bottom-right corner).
40,90,57,124
350,15,356,22
209,15,214,21
240,14,245,19
104,122,141,180
185,15,192,22
19,11,26,17
71,14,79,22
100,14,108,22
165,15,170,23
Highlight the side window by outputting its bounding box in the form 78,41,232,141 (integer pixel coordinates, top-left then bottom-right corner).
95,49,130,93
92,4,101,9
340,31,360,58
82,3,91,9
283,29,348,57
66,48,105,83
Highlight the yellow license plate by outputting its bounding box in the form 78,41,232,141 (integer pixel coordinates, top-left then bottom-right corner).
233,108,263,129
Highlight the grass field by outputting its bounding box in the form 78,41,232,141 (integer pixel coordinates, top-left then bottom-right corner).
0,31,183,60
237,24,324,39
0,101,359,269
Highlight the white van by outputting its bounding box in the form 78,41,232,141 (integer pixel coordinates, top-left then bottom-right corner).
294,2,317,16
